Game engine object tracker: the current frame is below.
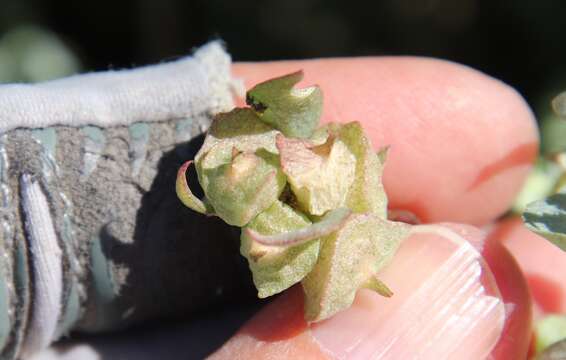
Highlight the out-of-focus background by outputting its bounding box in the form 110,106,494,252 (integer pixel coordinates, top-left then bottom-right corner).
4,0,566,150
3,0,566,151
2,0,566,121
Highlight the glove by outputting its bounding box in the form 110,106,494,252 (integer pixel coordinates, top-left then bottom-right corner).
0,42,252,359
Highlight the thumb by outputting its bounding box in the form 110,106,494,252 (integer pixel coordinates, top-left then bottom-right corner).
209,224,510,360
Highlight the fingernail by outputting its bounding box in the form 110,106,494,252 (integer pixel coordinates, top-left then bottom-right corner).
311,224,506,360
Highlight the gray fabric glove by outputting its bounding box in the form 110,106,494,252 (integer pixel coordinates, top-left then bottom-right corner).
0,42,255,359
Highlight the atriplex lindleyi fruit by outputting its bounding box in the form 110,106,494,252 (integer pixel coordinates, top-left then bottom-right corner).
176,71,410,322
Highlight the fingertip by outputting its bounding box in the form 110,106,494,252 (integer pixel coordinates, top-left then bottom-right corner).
483,218,534,359
208,286,324,360
495,217,566,315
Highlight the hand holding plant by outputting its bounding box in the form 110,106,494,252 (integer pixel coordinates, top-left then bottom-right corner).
181,58,540,359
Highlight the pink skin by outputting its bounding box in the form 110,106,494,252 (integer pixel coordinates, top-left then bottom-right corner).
219,58,539,359
494,217,566,317
210,224,531,360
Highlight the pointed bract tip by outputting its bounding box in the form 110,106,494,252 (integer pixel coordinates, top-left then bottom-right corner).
176,160,214,215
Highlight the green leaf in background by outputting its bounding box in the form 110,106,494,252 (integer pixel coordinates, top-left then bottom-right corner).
512,159,562,214
541,114,566,155
540,91,566,156
535,315,566,355
0,25,80,83
552,92,566,118
537,339,566,360
523,192,566,251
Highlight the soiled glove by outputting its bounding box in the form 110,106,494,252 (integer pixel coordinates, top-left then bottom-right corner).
0,42,254,359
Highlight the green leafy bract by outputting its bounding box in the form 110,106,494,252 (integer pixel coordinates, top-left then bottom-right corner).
176,160,214,215
177,70,411,322
246,71,323,139
301,214,410,322
241,201,320,298
196,108,280,171
330,122,389,217
201,150,286,227
277,134,356,216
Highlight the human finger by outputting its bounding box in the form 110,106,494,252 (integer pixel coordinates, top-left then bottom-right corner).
491,216,566,317
209,223,532,359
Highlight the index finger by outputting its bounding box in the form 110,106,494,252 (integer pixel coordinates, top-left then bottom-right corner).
233,58,538,225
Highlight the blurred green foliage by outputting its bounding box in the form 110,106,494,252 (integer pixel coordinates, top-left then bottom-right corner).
535,314,566,354
0,25,80,83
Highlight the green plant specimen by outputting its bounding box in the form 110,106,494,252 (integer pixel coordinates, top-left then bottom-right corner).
176,71,410,322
